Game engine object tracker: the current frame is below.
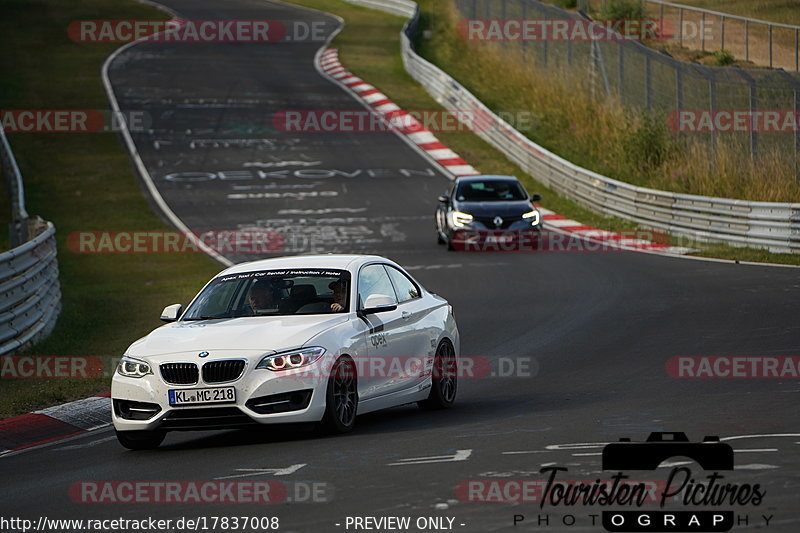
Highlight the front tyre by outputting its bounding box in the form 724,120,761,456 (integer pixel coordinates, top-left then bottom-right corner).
419,339,457,410
319,356,358,434
115,429,166,450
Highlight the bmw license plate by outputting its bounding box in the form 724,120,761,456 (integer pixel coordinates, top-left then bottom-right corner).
169,387,236,406
485,234,513,243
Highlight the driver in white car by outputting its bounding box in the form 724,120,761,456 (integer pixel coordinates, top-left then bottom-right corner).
248,279,279,314
329,280,347,313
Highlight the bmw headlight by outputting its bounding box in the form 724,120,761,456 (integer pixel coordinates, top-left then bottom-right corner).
522,210,541,226
257,347,326,371
450,211,474,228
117,356,152,378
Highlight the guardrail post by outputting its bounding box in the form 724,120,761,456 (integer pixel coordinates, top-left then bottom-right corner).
618,44,625,105
645,53,653,112
542,38,548,66
692,63,717,154
733,66,758,160
745,19,749,62
567,33,573,66
769,25,773,68
581,11,610,99
721,16,725,51
700,12,705,52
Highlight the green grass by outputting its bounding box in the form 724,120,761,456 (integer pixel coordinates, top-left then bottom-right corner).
0,0,221,419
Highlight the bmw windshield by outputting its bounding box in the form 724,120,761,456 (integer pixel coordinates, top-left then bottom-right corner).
182,269,351,319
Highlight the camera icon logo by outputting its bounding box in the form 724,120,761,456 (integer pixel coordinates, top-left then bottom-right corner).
602,432,734,471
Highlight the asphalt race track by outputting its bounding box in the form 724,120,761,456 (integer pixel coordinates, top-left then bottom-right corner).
1,0,799,531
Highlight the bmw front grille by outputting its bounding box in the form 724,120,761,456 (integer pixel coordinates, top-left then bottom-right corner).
160,363,199,385
202,360,246,384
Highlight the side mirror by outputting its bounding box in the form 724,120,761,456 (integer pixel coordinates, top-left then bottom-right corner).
160,303,183,322
360,294,398,315
438,194,449,203
530,193,542,202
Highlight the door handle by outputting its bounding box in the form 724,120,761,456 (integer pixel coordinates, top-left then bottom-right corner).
401,311,412,320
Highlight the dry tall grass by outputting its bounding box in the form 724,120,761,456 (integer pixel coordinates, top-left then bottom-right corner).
418,0,800,202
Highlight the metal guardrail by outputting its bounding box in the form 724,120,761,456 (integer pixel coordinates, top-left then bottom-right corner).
1,125,62,355
343,0,800,253
1,123,30,247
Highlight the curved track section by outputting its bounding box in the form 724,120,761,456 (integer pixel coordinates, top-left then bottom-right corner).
106,0,449,263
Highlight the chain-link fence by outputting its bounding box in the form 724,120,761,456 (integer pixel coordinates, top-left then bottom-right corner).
456,0,800,160
615,0,800,71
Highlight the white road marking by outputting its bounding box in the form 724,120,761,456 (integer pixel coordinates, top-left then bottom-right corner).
375,103,401,113
407,131,438,144
721,433,800,441
426,149,460,160
388,449,472,466
403,262,508,271
545,218,583,228
54,436,117,451
735,464,779,470
545,442,609,450
444,165,478,176
501,450,551,455
243,161,321,168
657,461,693,468
362,92,388,104
214,463,306,480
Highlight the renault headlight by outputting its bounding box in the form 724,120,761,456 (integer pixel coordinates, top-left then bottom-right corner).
450,211,474,228
257,347,326,371
117,356,152,378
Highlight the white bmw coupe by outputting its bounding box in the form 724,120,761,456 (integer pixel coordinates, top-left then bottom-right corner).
112,255,459,449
